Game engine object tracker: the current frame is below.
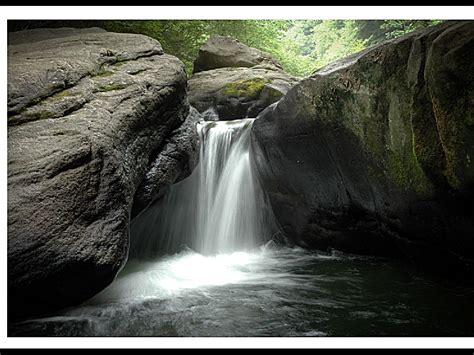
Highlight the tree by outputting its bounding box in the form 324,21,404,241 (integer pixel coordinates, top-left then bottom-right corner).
380,20,443,39
9,19,445,78
309,20,368,71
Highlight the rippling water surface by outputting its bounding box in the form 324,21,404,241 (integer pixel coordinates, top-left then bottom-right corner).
11,244,474,336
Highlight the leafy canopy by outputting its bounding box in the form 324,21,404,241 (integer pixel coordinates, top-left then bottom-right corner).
65,20,444,77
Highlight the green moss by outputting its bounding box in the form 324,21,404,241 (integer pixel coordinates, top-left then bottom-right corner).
52,89,79,99
29,96,45,106
381,94,434,196
222,77,269,99
97,83,128,92
112,58,134,67
386,148,434,196
91,69,115,77
321,76,434,197
262,85,284,101
410,97,447,189
431,97,464,189
24,110,55,121
13,95,48,116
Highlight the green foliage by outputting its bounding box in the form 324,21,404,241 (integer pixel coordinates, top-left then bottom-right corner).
101,20,443,78
310,20,368,70
103,20,293,76
9,20,444,78
276,20,319,77
275,20,442,76
270,20,368,76
380,20,443,39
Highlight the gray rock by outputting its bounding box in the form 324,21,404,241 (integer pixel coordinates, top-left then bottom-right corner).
193,35,282,73
201,107,220,121
251,21,474,278
7,27,192,318
8,26,107,45
131,107,202,218
8,27,164,117
188,65,299,120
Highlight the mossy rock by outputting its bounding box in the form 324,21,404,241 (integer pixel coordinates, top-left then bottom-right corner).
112,60,128,67
96,83,128,92
222,77,269,99
24,110,55,121
91,68,115,78
52,89,80,99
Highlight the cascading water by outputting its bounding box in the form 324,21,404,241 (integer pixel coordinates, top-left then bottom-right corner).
194,119,269,253
11,120,474,337
130,118,275,257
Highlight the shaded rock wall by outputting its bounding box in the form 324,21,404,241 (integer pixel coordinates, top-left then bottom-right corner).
251,21,474,278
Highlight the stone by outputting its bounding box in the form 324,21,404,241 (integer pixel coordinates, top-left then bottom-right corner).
188,65,299,120
251,21,474,278
193,35,282,73
7,27,196,318
131,107,202,218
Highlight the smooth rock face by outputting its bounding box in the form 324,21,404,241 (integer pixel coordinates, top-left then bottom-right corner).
7,28,196,318
193,35,282,73
188,65,299,120
251,21,474,277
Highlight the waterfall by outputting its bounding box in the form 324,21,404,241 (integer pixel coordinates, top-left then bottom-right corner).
130,118,275,258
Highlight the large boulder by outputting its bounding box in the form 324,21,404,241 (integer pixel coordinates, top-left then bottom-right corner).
251,21,474,277
189,64,299,120
193,35,282,73
8,27,199,318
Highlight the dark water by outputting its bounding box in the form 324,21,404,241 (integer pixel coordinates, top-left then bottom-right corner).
10,243,474,337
